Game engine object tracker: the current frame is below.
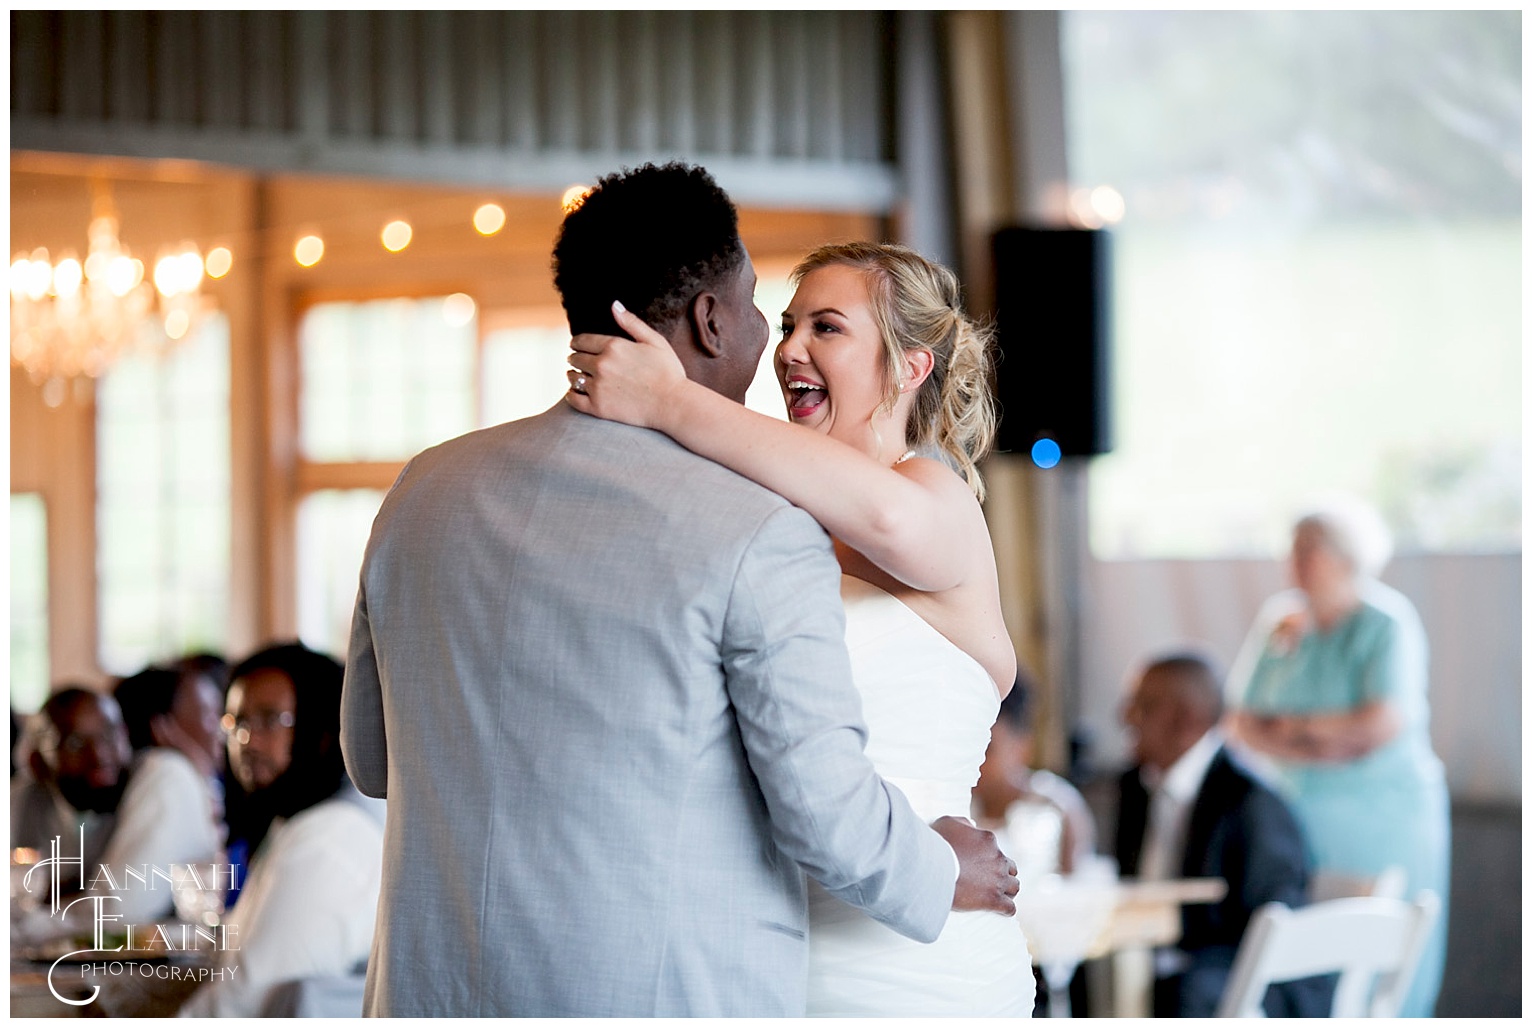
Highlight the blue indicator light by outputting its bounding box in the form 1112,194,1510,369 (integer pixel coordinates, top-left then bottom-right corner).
1031,438,1062,469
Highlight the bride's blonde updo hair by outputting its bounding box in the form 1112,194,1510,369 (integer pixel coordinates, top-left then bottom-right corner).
791,241,998,499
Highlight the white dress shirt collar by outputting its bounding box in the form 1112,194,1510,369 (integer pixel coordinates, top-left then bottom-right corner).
1157,728,1223,807
1137,729,1223,885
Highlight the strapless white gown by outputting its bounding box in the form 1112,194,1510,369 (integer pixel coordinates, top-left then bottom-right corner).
806,576,1035,1016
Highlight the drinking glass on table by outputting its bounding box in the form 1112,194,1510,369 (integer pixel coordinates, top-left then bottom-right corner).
11,846,42,904
1012,862,1120,1018
10,846,60,947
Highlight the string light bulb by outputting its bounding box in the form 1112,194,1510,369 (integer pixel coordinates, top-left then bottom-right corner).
473,203,506,236
294,235,325,268
381,220,413,252
442,292,477,327
205,246,233,279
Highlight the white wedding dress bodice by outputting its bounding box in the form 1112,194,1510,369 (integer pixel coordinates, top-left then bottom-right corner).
805,575,1035,1016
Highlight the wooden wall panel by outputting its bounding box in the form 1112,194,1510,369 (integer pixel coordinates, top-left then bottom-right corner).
11,368,100,689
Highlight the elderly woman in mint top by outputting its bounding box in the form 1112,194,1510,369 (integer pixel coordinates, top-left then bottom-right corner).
1225,498,1448,1017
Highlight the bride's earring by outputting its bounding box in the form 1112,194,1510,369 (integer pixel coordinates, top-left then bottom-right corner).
899,351,933,394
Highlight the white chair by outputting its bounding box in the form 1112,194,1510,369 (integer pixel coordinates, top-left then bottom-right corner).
1309,864,1407,903
1215,891,1440,1017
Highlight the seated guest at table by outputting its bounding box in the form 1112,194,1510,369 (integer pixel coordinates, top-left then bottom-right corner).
179,643,384,1019
1115,652,1329,1017
115,658,228,797
12,687,133,870
178,652,233,817
159,653,231,773
974,669,1097,879
103,665,226,921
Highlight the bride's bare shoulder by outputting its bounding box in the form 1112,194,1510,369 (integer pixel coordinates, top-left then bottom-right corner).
895,455,984,504
894,456,995,549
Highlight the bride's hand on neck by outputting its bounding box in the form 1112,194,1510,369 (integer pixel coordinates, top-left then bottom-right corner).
566,303,692,431
570,303,978,598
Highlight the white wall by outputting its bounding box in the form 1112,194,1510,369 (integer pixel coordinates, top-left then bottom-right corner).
1079,552,1521,803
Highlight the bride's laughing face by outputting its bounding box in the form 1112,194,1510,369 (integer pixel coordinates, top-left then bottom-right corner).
776,264,894,455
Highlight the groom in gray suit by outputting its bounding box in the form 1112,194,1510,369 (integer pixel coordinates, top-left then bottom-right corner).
341,162,1016,1016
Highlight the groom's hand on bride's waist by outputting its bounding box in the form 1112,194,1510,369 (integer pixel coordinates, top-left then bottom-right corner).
932,816,1020,916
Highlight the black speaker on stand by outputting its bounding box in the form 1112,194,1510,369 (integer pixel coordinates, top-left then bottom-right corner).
991,227,1113,462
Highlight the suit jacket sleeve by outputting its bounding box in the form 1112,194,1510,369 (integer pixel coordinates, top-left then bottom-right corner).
1171,755,1320,1017
720,505,954,944
340,575,389,798
341,460,417,800
1183,756,1310,952
1229,783,1310,924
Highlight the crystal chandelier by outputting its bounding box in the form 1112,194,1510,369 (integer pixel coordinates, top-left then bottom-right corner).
10,182,214,405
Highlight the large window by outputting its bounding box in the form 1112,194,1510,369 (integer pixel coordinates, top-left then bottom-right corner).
296,488,390,655
11,493,49,712
296,295,482,656
96,314,232,675
481,312,578,430
1061,11,1521,559
300,296,480,461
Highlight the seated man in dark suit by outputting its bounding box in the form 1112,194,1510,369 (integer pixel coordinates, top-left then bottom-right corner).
1115,652,1329,1017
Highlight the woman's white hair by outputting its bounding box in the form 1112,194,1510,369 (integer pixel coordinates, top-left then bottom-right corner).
1295,494,1395,580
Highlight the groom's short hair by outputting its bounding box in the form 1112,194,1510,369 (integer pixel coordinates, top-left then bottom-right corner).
552,161,745,338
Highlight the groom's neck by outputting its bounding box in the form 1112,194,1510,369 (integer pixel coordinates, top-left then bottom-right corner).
669,331,746,404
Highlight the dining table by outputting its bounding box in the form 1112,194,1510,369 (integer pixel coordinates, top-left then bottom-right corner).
1015,874,1229,1017
14,873,1226,1018
10,908,216,1018
12,943,213,1017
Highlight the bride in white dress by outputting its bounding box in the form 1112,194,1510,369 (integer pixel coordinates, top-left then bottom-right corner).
569,241,1034,1016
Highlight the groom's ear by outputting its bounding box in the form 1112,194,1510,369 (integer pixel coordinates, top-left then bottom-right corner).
687,291,726,359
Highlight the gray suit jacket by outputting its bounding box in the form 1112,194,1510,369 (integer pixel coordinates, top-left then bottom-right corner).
341,404,954,1016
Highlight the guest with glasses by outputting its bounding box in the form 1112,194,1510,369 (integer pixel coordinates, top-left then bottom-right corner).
179,643,384,1018
221,710,295,743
